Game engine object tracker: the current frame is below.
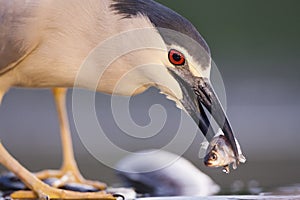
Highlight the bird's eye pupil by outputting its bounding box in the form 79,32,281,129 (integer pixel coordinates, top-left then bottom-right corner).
172,53,182,62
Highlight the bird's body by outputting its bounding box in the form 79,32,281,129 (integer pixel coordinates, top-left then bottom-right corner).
0,0,156,94
0,0,244,199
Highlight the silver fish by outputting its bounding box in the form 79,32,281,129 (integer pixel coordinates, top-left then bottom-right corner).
204,135,246,173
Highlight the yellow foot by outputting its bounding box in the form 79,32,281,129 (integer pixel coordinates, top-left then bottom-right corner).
10,188,115,200
6,170,113,199
34,169,106,191
0,142,114,199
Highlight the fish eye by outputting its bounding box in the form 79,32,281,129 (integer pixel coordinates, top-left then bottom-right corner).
168,49,186,66
210,153,218,161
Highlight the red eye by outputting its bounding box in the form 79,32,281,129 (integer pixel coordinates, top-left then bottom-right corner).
168,49,186,66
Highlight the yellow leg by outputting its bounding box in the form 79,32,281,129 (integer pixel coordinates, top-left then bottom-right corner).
0,89,5,106
0,89,113,199
0,143,114,199
53,88,78,173
35,88,106,189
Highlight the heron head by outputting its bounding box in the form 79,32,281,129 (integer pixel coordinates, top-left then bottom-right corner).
111,0,240,162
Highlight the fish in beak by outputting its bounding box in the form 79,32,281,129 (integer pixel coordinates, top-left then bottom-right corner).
204,135,246,173
168,67,245,171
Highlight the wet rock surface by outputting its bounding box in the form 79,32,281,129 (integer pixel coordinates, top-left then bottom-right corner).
0,172,100,198
0,172,136,199
0,172,100,192
0,173,26,191
1,172,300,200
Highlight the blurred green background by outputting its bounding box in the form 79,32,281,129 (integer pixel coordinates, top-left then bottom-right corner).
1,0,300,193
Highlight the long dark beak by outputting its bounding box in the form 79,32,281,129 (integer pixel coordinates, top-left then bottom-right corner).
168,68,239,160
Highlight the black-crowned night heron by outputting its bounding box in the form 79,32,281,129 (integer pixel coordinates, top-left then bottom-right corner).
0,0,242,199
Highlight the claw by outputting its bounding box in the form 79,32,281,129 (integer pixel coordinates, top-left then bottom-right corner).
113,194,125,200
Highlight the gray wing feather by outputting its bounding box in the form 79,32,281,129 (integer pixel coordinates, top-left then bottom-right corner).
0,1,33,74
